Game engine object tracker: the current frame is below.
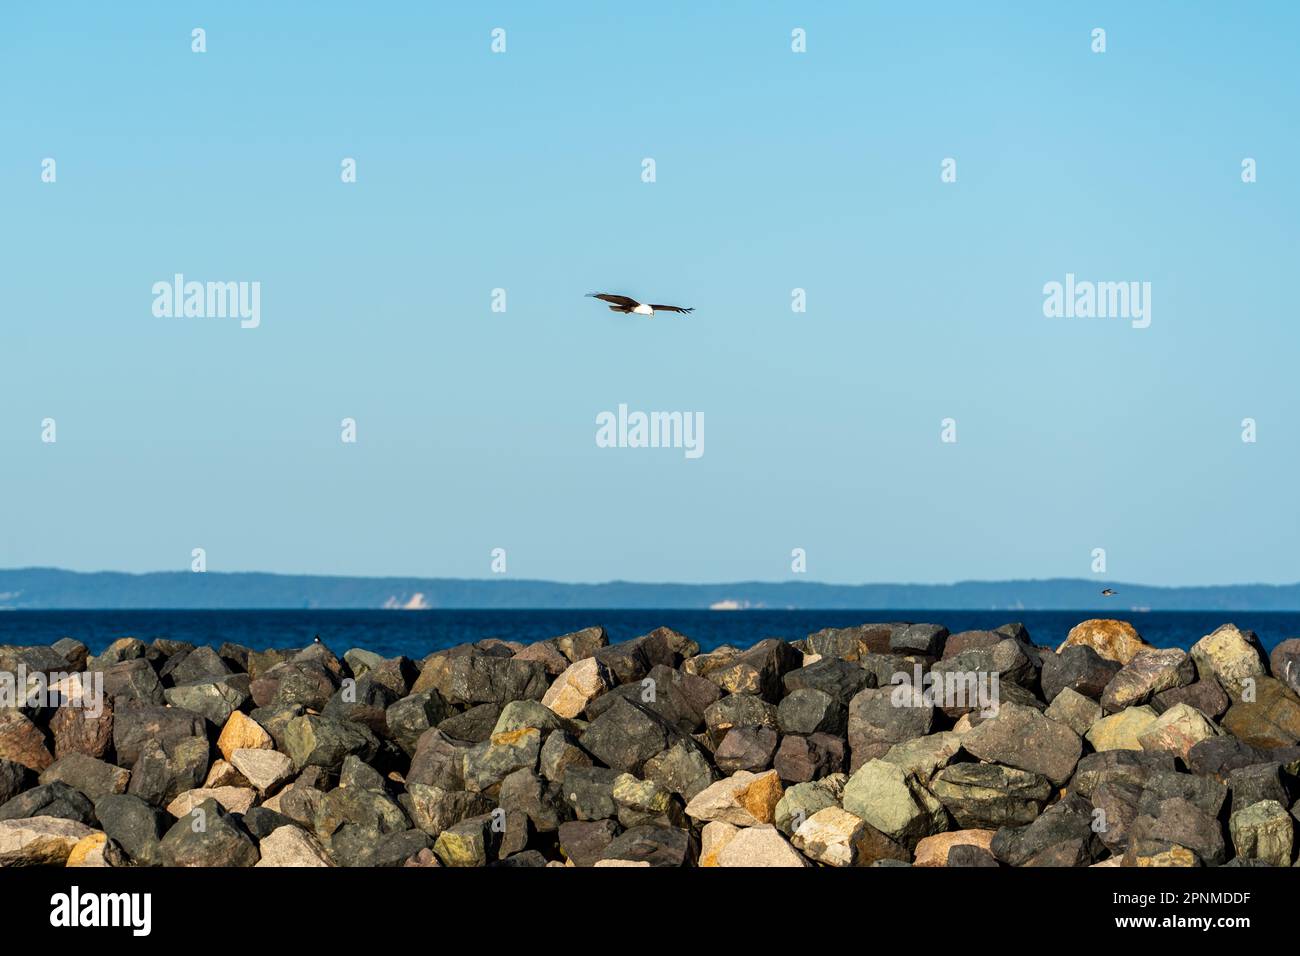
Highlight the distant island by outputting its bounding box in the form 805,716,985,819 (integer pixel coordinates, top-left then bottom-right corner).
3,567,1300,611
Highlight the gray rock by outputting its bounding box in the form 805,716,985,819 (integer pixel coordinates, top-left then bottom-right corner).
402,783,494,838
1100,649,1196,712
890,623,948,657
0,781,95,824
600,824,694,866
1040,645,1121,702
283,715,379,771
562,766,623,820
158,798,259,866
554,627,609,664
499,768,569,832
930,763,1053,828
714,725,779,775
773,733,846,783
100,659,165,705
38,753,129,801
386,690,452,754
406,729,471,791
703,694,778,747
778,688,847,736
991,793,1105,867
112,704,207,767
960,702,1081,786
163,645,231,686
163,674,251,725
0,759,32,806
94,793,168,865
846,686,934,770
322,676,397,737
444,655,550,707
437,703,501,743
558,819,621,866
462,728,542,793
642,739,719,803
782,658,874,704
539,730,592,783
579,698,677,774
1152,680,1230,720
1228,763,1289,816
1129,796,1226,866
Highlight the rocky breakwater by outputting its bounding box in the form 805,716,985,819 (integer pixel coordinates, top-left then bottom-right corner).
2,619,1300,867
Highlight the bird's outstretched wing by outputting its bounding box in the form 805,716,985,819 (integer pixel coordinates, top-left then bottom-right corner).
649,304,694,314
587,293,639,308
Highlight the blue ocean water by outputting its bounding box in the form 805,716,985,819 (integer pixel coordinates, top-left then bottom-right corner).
0,609,1296,659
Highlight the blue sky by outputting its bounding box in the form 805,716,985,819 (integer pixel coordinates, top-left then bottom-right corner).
2,2,1297,586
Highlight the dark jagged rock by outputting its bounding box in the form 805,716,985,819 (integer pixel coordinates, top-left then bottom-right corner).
580,698,678,774
437,703,501,743
930,764,1053,828
559,819,621,866
703,693,778,747
782,658,874,704
847,686,934,770
714,725,779,775
0,781,95,824
773,733,845,783
777,688,847,736
94,793,168,865
38,753,129,801
890,623,948,657
1040,644,1121,703
158,798,259,866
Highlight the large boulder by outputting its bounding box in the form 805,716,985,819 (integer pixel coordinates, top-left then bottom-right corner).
1190,624,1268,699
255,825,334,867
541,658,612,719
94,793,169,865
1137,703,1221,760
580,699,678,775
163,674,251,725
712,824,808,867
37,753,129,801
699,638,801,701
1228,800,1293,866
1100,649,1196,713
792,806,907,866
1087,706,1160,752
0,816,99,866
1041,645,1121,703
1269,639,1300,696
841,759,946,846
846,686,934,770
1221,678,1300,749
930,763,1052,829
283,715,378,771
960,702,1081,786
1057,620,1148,664
0,710,54,773
158,798,259,866
684,770,784,827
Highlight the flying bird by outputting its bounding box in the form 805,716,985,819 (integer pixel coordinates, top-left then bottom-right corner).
1101,588,1116,597
587,293,694,317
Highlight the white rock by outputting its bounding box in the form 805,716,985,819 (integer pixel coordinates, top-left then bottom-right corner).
254,825,334,867
0,816,97,866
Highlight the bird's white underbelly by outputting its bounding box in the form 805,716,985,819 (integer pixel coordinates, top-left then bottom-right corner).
632,304,654,315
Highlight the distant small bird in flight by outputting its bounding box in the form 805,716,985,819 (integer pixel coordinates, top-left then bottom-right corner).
587,293,694,317
1101,588,1116,597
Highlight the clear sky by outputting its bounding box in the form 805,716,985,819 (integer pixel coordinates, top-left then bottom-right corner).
2,2,1297,587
